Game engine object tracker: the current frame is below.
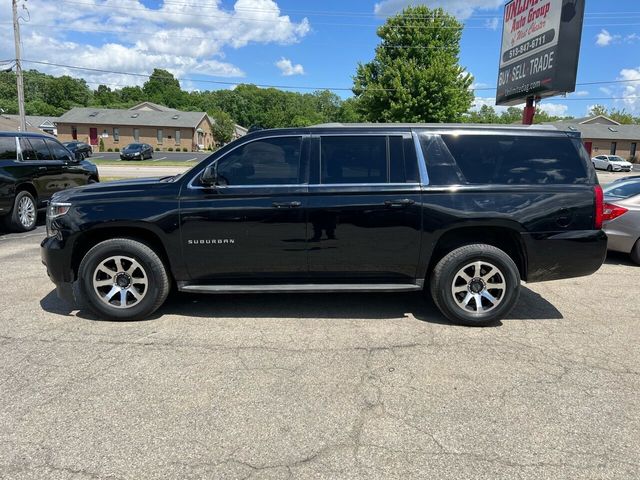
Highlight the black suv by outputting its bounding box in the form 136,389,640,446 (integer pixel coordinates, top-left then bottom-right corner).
1,132,99,232
41,125,606,326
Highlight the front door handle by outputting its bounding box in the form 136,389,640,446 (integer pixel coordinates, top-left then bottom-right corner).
272,201,302,209
384,199,415,208
38,166,47,171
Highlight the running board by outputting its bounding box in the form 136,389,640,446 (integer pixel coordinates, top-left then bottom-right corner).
177,283,422,294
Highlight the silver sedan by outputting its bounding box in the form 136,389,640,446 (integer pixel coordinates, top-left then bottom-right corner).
603,178,640,264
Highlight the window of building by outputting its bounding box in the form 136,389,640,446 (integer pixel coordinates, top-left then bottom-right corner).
157,129,163,144
113,128,119,143
0,137,17,160
71,126,78,140
631,143,637,158
610,142,617,155
175,130,181,145
133,128,140,143
213,137,302,185
320,136,387,184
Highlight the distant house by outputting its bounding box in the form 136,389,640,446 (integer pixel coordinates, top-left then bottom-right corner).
56,106,216,151
547,115,640,160
2,115,58,135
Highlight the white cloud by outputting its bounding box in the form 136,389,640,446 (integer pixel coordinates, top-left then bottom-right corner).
275,58,305,76
626,33,640,43
596,29,620,47
571,90,590,97
0,0,311,88
484,17,499,31
537,102,569,117
374,0,504,19
619,67,640,113
471,97,510,114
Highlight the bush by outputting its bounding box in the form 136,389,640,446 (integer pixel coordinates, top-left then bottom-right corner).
107,148,113,152
628,155,638,164
182,147,188,152
98,138,105,152
167,147,174,152
155,147,160,151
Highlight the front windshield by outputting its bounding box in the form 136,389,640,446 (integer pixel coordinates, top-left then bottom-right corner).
604,181,640,199
125,144,142,150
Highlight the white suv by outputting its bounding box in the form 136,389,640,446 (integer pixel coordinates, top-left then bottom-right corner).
592,155,633,172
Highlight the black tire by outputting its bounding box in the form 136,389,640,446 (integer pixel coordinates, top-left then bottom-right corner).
607,165,613,172
630,239,640,265
4,190,37,232
430,244,521,327
74,238,170,321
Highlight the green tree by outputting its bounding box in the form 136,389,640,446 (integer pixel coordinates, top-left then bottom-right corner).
588,104,609,117
142,69,184,108
209,110,235,145
353,6,474,123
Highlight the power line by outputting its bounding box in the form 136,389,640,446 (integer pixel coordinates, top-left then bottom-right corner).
20,59,640,100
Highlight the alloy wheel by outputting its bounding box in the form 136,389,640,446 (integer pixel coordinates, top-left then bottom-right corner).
93,255,148,309
451,261,506,313
17,196,36,229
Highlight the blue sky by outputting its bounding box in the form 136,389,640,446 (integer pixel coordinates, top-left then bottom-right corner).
0,0,638,117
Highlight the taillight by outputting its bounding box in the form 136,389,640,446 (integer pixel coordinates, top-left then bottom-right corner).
603,203,628,222
594,185,603,229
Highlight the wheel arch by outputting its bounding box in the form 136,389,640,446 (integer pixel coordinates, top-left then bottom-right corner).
425,225,528,282
70,224,174,282
14,182,38,203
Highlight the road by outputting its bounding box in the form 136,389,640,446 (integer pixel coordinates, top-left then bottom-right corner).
90,151,211,163
0,225,638,479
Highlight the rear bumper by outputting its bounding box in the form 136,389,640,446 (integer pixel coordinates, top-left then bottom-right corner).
522,230,608,283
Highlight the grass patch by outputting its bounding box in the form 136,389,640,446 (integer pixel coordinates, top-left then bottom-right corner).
99,176,127,182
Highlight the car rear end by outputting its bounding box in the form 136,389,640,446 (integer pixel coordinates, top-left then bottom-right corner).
602,179,640,258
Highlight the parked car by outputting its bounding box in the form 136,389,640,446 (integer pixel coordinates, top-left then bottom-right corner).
592,155,633,172
609,174,640,185
120,143,153,160
63,141,93,159
603,177,640,264
41,124,606,326
0,132,99,232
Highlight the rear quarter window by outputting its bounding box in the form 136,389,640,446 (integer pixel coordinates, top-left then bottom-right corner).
420,133,589,185
0,137,17,160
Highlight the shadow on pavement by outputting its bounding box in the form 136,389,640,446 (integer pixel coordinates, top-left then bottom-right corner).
40,285,563,326
0,212,46,238
604,251,637,267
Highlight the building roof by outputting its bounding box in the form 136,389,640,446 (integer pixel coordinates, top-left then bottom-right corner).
3,115,58,129
0,115,49,133
546,118,640,141
551,115,621,126
128,102,178,112
57,107,209,128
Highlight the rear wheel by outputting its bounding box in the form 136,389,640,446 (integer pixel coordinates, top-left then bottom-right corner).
75,238,170,320
4,190,37,232
430,244,521,326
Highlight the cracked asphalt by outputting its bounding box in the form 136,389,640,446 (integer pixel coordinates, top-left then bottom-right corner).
0,225,639,479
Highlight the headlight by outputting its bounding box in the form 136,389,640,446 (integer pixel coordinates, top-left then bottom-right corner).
134,152,141,156
46,202,71,238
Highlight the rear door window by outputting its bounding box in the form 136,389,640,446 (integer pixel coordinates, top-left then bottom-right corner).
24,138,53,161
320,136,387,184
420,133,589,185
0,137,17,160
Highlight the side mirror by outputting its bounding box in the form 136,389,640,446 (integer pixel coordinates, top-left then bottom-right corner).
73,151,83,162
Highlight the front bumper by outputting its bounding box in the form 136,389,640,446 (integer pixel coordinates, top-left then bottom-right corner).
522,230,608,282
120,154,141,160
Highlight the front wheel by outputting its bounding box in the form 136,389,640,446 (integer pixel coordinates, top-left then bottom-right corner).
75,238,170,320
607,165,613,172
430,244,521,327
4,190,37,232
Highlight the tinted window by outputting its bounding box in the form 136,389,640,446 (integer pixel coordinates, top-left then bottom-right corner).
19,138,39,161
321,136,387,184
0,137,17,160
215,137,302,185
26,138,53,161
45,139,72,161
421,134,588,185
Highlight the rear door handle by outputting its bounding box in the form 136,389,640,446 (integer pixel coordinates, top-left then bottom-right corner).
272,201,302,208
384,199,415,208
38,166,47,171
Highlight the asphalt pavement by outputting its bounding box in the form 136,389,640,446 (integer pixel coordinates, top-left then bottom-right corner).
0,224,638,479
90,151,211,163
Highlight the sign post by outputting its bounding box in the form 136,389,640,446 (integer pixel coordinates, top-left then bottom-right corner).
496,0,585,119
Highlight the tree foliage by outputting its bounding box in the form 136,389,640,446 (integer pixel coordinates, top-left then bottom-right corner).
353,6,474,123
209,110,235,145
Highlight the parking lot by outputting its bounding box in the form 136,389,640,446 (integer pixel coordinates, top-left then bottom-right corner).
0,223,638,479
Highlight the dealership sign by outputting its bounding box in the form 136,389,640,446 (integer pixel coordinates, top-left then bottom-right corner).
496,0,585,106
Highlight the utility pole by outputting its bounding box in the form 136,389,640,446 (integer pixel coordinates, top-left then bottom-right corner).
12,0,27,132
